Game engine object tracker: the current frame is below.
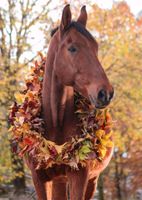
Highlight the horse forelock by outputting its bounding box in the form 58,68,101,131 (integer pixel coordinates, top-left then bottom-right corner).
50,21,95,42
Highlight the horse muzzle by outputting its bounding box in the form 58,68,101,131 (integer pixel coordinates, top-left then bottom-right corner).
89,88,114,109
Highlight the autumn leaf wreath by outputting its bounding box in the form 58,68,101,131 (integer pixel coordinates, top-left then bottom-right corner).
9,53,113,170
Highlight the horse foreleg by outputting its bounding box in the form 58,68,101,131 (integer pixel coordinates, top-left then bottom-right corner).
85,176,99,200
52,178,67,200
31,169,49,200
25,157,49,200
67,167,89,200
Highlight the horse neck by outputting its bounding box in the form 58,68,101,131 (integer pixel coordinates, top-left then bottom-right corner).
42,33,75,143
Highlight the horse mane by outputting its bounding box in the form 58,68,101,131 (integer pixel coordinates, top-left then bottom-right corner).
50,27,59,37
50,21,95,42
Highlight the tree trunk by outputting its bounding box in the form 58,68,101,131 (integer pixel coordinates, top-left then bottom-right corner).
98,173,104,200
11,149,26,192
114,153,122,200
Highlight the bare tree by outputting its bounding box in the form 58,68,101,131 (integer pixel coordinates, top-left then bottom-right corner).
0,0,53,192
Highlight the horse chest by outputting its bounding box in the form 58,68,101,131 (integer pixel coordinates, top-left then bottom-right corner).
54,116,80,145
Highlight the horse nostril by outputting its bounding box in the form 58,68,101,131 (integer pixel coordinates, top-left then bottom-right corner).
97,88,114,106
109,89,114,101
97,89,107,103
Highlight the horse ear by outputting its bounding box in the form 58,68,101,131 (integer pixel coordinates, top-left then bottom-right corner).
60,4,71,35
77,6,87,27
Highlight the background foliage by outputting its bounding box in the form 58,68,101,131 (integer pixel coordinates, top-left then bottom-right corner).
0,0,142,199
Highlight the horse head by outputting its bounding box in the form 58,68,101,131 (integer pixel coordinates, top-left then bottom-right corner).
53,5,114,109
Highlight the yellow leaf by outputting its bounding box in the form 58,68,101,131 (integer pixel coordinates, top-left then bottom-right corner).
106,140,114,148
95,130,105,138
14,93,24,104
8,126,14,132
55,143,67,154
103,131,112,140
100,138,114,148
99,146,107,158
22,123,30,131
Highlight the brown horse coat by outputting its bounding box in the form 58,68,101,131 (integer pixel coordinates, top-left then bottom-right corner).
27,5,114,200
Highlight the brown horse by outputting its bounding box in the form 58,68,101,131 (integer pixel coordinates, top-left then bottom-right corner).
27,5,114,200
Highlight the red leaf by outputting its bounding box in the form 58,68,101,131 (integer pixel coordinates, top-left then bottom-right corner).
23,137,34,145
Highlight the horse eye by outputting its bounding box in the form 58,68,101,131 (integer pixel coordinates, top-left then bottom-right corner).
68,46,77,53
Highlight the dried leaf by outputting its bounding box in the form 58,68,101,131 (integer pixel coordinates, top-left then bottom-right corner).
14,93,24,104
9,54,113,170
